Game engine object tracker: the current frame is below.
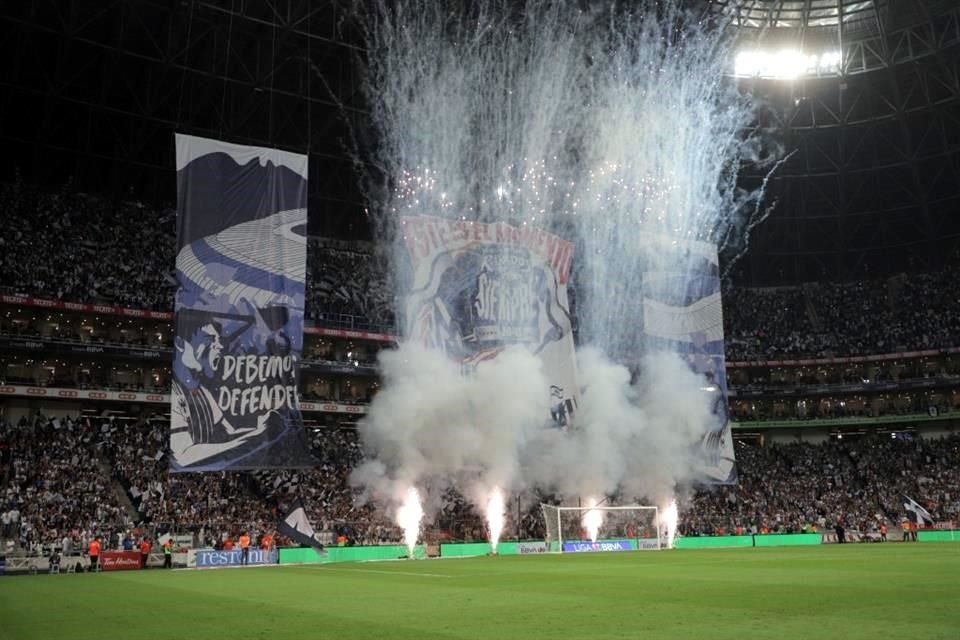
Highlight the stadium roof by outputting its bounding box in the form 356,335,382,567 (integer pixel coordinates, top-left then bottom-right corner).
705,0,960,34
1,0,959,285
705,0,960,75
714,0,960,283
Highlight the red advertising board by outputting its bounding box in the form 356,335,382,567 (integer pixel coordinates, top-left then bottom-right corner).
100,551,142,571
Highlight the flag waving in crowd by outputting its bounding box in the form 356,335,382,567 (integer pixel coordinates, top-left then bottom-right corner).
278,499,327,555
902,495,934,527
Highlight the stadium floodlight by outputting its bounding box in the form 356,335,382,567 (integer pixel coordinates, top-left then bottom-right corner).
541,504,663,552
734,49,842,79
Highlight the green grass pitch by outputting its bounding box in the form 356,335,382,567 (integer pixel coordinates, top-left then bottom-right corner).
1,545,958,639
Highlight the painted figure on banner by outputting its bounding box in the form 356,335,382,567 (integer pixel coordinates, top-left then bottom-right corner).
402,217,579,427
170,134,313,471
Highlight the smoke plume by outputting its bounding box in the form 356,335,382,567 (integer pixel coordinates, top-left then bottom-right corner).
348,0,772,524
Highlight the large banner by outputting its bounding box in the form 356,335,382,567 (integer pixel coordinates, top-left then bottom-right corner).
640,235,736,484
401,216,579,425
171,134,313,471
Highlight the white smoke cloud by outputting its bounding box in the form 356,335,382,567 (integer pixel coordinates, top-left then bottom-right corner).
519,348,712,503
351,342,550,514
352,343,713,517
349,0,766,521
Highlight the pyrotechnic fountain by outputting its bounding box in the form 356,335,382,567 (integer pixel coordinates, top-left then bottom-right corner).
351,0,773,539
485,487,506,554
396,487,424,558
582,499,605,544
664,499,680,550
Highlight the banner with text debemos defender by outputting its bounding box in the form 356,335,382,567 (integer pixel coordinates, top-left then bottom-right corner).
171,134,313,471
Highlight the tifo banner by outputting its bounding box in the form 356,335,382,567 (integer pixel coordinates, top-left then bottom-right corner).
563,540,632,553
187,549,279,569
640,236,735,484
402,216,579,425
100,551,142,571
171,134,313,471
0,384,368,415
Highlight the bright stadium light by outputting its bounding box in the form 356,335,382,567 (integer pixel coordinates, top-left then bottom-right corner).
735,50,842,79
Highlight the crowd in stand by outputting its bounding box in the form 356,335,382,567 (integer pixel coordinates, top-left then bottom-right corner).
3,406,958,552
854,434,960,527
682,434,960,537
0,182,395,332
0,415,131,555
724,265,960,361
305,239,395,331
98,418,275,544
0,181,176,311
4,183,960,555
5,180,960,360
254,429,406,546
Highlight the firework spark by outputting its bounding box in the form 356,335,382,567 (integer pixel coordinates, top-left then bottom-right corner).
664,499,679,550
396,487,424,558
486,487,506,554
582,499,604,543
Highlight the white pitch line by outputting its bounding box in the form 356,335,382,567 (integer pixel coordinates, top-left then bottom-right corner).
320,567,453,578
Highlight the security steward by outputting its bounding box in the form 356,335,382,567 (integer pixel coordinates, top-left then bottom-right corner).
163,538,174,569
239,532,251,566
88,537,101,572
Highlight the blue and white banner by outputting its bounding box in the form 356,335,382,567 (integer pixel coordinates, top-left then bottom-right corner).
402,216,579,426
562,540,632,553
171,134,313,471
640,236,736,484
187,548,279,569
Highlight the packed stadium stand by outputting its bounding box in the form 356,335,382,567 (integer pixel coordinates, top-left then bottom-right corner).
2,2,960,638
723,270,960,360
1,3,959,591
1,181,959,556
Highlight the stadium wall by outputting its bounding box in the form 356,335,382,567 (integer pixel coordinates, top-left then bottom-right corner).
753,533,822,547
917,530,960,542
440,543,496,557
279,545,427,564
436,535,822,557
674,536,753,550
671,534,822,549
276,535,830,565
